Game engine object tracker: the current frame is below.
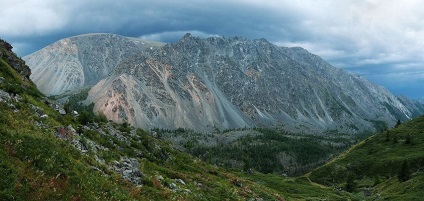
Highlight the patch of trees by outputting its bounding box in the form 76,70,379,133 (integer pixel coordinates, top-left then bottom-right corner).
187,128,351,176
63,89,107,125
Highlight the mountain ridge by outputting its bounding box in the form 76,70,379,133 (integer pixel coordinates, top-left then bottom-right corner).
1,37,355,200
24,33,424,133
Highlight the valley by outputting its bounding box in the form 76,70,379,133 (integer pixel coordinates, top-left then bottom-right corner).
1,33,424,200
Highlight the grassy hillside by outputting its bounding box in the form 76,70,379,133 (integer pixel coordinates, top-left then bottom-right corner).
0,42,353,200
309,115,424,200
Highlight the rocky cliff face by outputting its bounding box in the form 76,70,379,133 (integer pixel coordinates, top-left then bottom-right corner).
396,96,424,118
1,39,31,80
24,33,424,133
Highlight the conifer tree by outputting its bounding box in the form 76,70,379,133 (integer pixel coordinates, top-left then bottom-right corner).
398,161,410,182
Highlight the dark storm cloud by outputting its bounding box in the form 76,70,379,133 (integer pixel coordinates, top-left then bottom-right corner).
1,0,424,98
1,0,303,55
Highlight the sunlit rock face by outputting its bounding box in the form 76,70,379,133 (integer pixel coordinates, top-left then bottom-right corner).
24,33,424,133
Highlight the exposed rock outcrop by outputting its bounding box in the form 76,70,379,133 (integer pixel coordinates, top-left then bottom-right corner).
0,39,31,80
24,33,424,133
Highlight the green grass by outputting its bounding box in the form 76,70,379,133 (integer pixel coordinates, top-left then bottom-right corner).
309,115,424,199
240,173,354,200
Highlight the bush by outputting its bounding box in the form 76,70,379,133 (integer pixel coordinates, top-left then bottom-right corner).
345,173,357,192
78,111,91,125
398,161,410,182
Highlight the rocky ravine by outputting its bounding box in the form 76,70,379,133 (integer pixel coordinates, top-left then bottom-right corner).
24,33,424,133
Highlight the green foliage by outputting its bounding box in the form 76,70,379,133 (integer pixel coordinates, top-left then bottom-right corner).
398,160,410,182
186,128,352,176
396,119,402,127
240,173,353,200
393,134,399,143
0,154,16,200
309,115,424,199
0,58,42,98
78,110,91,125
119,122,132,133
405,134,413,145
345,173,357,192
64,89,108,125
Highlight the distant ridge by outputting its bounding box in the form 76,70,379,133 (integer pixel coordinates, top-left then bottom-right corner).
24,33,424,133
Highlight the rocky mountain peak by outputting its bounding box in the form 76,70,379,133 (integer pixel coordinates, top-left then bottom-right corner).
24,33,424,133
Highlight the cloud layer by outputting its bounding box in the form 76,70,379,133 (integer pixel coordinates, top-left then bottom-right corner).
1,0,423,98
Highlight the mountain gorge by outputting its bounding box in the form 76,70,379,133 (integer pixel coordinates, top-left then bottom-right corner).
24,33,424,133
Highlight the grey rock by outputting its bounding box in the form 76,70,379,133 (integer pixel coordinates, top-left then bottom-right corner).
71,139,88,153
109,157,143,185
175,179,186,185
169,183,177,189
0,90,11,101
12,94,22,102
25,33,424,134
24,33,164,95
1,39,31,80
419,97,424,104
156,175,164,181
397,96,424,118
58,108,66,115
67,125,78,135
194,181,202,188
29,104,44,116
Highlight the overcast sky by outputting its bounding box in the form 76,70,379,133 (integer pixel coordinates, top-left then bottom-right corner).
1,0,423,99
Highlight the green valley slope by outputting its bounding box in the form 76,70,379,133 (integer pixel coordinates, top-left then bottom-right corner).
309,115,424,200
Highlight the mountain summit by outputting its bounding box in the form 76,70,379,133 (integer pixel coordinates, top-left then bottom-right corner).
24,33,424,133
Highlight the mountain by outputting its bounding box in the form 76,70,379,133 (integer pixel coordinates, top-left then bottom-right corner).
309,114,424,200
397,95,424,118
24,33,424,133
1,37,355,200
23,33,164,95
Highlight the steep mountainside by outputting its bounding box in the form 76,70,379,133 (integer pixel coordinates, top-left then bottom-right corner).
24,33,164,95
24,33,424,133
397,95,424,118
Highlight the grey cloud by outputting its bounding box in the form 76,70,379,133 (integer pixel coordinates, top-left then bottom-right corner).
2,0,423,98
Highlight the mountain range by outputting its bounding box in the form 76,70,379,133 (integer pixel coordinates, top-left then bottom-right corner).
23,33,424,133
3,34,424,200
